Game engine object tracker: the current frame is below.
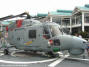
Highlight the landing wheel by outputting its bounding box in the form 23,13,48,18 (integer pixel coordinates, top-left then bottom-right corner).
4,48,9,55
47,51,59,58
33,51,37,53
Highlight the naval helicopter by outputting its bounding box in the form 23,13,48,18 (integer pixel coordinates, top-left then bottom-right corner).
0,12,87,57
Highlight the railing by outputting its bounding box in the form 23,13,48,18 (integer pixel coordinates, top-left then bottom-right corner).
84,23,89,26
72,24,81,28
61,25,70,28
61,22,89,28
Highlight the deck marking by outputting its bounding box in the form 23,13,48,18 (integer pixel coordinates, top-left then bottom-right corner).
48,55,69,67
66,57,89,61
0,58,57,64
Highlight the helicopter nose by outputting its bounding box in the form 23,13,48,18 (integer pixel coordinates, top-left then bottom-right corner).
58,35,87,50
67,36,88,55
71,36,87,49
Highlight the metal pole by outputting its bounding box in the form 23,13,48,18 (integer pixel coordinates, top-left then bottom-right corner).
1,22,3,31
70,17,72,34
82,12,85,32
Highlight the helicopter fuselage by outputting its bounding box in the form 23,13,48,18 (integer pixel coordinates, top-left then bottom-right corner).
7,19,87,56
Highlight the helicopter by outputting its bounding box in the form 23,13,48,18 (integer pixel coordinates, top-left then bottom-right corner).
0,12,87,57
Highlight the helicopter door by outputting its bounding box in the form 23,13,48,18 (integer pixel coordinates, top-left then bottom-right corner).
26,26,43,47
26,26,37,46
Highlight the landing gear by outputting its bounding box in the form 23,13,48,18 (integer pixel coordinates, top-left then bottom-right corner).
47,51,59,58
4,48,9,55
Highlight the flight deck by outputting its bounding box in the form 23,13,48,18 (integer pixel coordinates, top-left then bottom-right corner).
0,48,89,67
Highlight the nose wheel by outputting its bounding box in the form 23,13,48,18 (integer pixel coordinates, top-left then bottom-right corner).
47,51,59,58
4,48,9,55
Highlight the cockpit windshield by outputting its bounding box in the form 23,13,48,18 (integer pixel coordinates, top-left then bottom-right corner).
49,25,62,37
43,25,63,39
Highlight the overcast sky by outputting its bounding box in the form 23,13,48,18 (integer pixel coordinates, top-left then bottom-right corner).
0,0,89,17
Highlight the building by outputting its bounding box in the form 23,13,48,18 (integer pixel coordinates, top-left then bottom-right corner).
72,4,89,34
49,10,72,33
0,20,15,31
37,4,89,35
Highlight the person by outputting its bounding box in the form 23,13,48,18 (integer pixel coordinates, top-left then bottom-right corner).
75,33,82,38
78,34,82,38
75,33,79,37
87,45,89,56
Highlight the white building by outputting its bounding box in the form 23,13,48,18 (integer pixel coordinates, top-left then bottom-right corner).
37,4,89,35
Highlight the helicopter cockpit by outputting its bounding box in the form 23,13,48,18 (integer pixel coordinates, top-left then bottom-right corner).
43,23,65,39
49,25,63,37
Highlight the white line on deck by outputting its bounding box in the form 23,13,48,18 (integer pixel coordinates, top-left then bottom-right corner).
66,57,89,61
0,58,57,64
48,55,69,67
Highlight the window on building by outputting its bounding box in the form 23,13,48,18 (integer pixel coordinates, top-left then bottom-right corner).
62,18,70,26
72,18,75,25
29,30,36,38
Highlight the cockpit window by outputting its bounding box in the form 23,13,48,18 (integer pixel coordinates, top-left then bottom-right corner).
43,25,64,38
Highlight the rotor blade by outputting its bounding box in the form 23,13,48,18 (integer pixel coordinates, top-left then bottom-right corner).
0,12,31,21
0,15,14,21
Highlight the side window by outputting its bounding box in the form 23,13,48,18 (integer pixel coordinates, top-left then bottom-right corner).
29,30,36,38
43,28,49,34
54,39,60,46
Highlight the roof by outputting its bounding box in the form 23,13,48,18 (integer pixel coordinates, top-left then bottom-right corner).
37,4,89,17
57,10,72,13
76,6,89,11
50,11,72,16
1,21,15,25
37,13,48,17
37,10,72,17
85,4,89,8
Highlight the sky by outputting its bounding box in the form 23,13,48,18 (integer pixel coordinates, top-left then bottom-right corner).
0,0,89,17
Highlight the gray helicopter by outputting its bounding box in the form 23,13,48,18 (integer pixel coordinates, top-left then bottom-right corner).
0,12,87,57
